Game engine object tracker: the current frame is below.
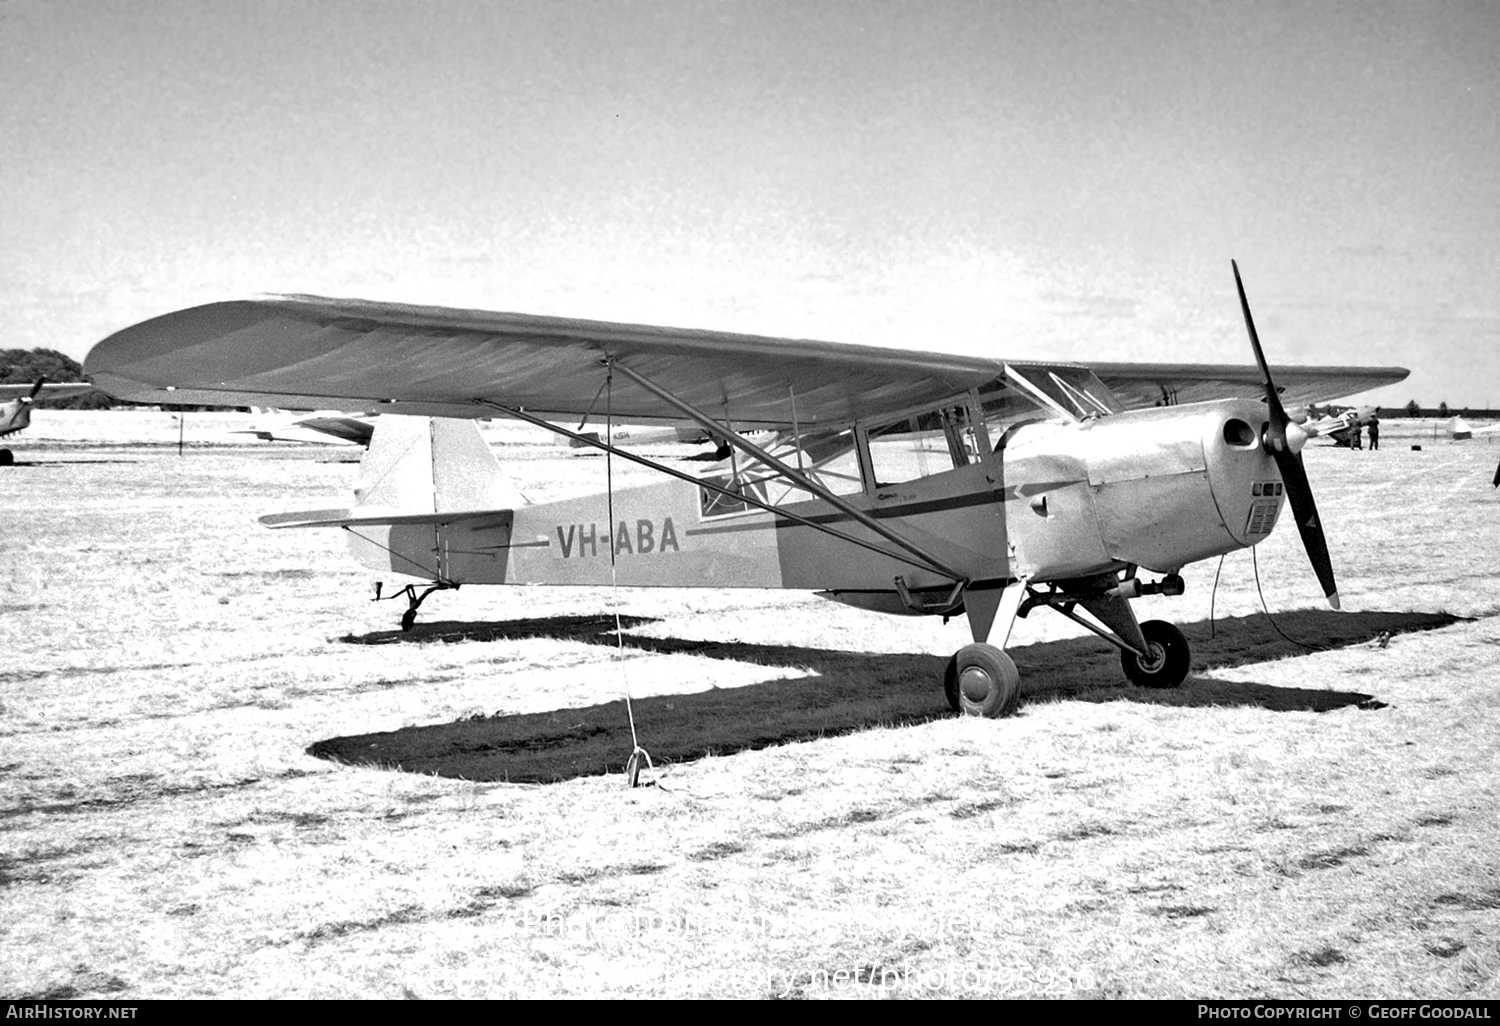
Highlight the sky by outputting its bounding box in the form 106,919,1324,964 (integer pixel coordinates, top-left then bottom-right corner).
3,0,1498,408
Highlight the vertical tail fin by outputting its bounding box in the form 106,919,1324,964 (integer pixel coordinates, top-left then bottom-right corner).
355,416,526,513
260,417,524,585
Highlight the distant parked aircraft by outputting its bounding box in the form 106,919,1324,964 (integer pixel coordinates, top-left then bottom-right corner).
569,424,765,460
1446,416,1500,441
1297,405,1377,447
0,379,96,465
233,407,376,446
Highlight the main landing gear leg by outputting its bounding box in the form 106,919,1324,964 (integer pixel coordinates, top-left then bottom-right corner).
1020,570,1191,689
373,580,457,631
943,578,1029,718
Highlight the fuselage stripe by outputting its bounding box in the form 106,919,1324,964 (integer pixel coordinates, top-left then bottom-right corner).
681,478,1084,537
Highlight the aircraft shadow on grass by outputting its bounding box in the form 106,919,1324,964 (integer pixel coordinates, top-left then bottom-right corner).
311,609,1465,783
3,459,136,467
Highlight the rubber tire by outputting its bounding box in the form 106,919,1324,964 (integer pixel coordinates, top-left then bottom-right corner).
400,609,417,632
0,449,12,466
1121,619,1190,688
950,643,1021,718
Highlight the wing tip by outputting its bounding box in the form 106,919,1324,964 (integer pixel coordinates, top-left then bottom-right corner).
258,507,356,529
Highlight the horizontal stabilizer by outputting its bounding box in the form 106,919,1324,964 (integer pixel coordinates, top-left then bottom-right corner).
259,507,510,530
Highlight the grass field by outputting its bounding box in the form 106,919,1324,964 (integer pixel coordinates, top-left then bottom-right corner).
2,412,1498,998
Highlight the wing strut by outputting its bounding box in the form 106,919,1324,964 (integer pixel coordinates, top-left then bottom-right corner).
470,398,961,581
605,361,967,584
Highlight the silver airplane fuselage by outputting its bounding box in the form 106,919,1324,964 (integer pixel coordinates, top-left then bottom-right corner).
343,398,1286,611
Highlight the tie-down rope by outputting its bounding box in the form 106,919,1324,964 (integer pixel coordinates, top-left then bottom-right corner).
604,364,653,787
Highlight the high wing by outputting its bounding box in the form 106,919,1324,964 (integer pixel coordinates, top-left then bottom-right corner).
84,296,999,427
84,295,1409,426
0,382,95,401
1088,365,1403,412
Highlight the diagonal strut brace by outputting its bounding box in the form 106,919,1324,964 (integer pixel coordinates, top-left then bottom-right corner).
469,397,959,580
605,360,966,584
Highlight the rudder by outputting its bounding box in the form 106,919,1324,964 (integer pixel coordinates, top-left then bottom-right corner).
355,416,527,513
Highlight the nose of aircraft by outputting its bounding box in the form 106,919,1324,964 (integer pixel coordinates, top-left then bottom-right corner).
1082,403,1253,573
1202,400,1285,550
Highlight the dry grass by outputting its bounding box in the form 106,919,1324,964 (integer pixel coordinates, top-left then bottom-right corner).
1,413,1498,998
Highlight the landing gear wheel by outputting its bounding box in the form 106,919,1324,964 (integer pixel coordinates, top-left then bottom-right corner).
0,449,12,466
400,608,417,632
1121,619,1189,688
943,654,961,712
949,643,1021,718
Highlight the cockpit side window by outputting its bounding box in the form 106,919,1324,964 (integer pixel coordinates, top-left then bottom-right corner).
865,405,975,487
699,427,862,517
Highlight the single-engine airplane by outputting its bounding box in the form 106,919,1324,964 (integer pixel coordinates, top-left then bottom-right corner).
569,424,769,462
1446,416,1500,441
571,424,729,454
1446,417,1500,487
234,406,377,446
1298,405,1376,448
83,263,1408,716
0,378,97,465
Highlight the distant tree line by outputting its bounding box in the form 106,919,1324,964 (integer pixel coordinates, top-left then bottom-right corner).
1400,400,1498,419
1,348,225,411
0,349,111,408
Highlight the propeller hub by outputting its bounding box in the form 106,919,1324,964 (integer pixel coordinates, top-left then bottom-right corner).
1260,420,1308,455
1283,421,1310,455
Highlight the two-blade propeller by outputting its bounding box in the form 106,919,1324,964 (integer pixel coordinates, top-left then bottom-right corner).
1231,261,1340,610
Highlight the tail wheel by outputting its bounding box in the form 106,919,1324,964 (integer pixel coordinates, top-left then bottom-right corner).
0,449,12,466
1121,619,1190,688
949,643,1021,718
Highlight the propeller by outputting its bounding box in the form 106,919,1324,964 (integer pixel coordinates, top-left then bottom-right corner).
1231,260,1340,609
24,377,45,402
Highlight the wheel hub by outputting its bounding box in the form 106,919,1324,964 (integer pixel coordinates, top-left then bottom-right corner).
959,667,993,702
